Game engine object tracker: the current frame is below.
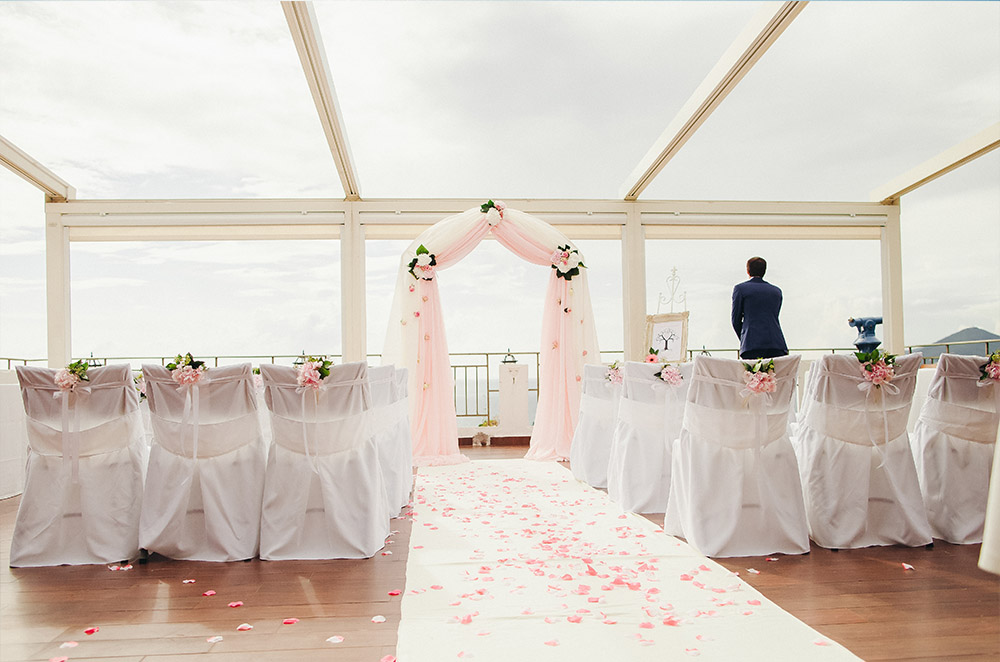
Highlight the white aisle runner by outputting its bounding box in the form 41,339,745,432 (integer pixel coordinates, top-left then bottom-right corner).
397,459,861,662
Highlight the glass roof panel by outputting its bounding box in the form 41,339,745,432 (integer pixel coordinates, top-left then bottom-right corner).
315,1,761,199
643,1,1000,201
0,1,342,199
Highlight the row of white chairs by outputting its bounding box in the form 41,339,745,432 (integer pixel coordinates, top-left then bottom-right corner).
572,353,998,557
10,362,412,567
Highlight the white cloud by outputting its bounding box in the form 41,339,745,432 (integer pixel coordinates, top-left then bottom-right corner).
0,2,997,361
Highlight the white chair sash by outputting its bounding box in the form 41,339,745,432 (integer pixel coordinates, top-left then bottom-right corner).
684,371,793,451
26,380,133,483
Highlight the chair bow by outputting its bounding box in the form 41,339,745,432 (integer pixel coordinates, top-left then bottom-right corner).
176,382,201,461
858,378,899,471
54,386,91,482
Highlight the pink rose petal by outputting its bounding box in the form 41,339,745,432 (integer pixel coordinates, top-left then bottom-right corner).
686,648,701,656
603,618,617,625
372,615,387,624
282,618,299,625
567,615,582,623
388,589,402,596
748,599,761,606
182,578,196,584
206,636,223,643
431,585,443,590
901,562,915,571
84,627,99,635
49,658,68,662
228,601,243,608
814,639,832,646
236,623,253,631
202,590,216,596
747,568,760,575
381,656,396,662
326,635,344,644
59,642,78,649
765,557,779,562
544,640,560,646
639,621,654,629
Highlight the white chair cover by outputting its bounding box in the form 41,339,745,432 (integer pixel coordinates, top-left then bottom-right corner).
11,364,146,567
606,361,691,513
259,362,390,560
570,364,621,489
370,365,411,516
664,355,809,558
392,367,413,509
911,354,998,544
139,362,265,562
792,352,931,549
907,365,936,433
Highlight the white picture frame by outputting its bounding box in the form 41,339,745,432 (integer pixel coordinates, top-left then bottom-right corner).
645,312,689,363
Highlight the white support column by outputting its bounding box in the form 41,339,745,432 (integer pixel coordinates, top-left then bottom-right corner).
340,203,366,362
45,209,71,367
621,205,647,361
880,203,905,354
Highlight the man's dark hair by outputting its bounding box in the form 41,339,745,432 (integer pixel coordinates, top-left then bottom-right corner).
747,257,767,278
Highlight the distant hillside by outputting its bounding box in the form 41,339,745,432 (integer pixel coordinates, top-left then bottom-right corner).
913,326,1000,360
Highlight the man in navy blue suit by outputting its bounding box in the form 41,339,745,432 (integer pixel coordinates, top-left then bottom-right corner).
731,257,788,360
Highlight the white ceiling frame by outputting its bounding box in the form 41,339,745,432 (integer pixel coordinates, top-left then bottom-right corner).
282,1,362,201
0,134,76,202
870,123,1000,204
620,1,807,201
46,197,890,239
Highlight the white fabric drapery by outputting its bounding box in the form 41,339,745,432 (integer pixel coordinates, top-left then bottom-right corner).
11,364,146,567
607,361,692,513
259,362,390,560
140,362,266,562
911,353,998,544
664,355,810,558
382,206,600,464
792,353,932,549
569,363,621,488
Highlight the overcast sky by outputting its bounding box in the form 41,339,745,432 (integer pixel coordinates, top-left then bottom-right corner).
1,1,998,363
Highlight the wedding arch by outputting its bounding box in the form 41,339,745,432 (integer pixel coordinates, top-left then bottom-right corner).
381,202,600,465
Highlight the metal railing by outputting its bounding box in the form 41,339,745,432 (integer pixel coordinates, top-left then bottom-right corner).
3,338,995,411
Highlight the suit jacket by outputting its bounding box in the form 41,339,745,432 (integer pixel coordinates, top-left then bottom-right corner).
731,277,788,358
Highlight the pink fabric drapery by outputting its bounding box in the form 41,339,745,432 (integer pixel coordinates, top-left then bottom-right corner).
381,207,600,465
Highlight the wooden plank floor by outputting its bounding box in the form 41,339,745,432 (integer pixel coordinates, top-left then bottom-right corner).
1,444,998,661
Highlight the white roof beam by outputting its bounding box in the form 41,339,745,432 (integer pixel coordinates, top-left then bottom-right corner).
871,123,1000,204
0,134,76,202
281,1,361,201
620,1,807,201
